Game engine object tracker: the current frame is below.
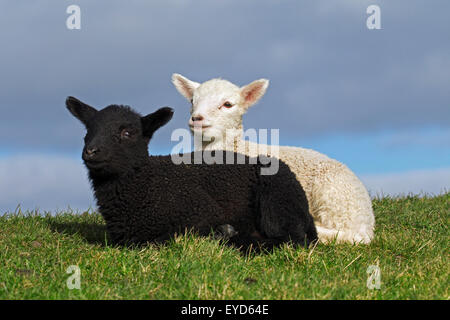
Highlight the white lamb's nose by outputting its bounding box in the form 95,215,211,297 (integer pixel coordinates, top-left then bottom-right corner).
191,115,204,122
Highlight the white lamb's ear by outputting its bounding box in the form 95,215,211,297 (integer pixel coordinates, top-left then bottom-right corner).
240,79,269,108
171,73,200,102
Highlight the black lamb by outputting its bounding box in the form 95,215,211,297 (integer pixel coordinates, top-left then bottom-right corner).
66,96,317,251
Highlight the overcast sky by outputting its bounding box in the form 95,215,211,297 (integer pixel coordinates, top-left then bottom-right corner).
0,0,449,212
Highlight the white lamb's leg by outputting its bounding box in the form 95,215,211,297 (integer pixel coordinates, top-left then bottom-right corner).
309,162,375,245
315,225,371,244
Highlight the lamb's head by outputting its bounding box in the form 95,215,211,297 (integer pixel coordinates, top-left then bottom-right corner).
172,74,269,147
66,96,173,178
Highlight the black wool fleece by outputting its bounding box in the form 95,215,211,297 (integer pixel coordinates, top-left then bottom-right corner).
66,96,317,251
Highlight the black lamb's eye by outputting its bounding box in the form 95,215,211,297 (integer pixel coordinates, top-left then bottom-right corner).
223,101,233,108
121,129,132,139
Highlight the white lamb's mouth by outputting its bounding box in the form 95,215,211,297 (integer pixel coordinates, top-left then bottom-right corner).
189,124,211,131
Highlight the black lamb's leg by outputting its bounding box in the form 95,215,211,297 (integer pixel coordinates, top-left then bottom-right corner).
257,160,318,247
214,224,239,240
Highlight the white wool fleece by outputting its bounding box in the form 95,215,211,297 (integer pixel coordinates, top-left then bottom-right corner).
172,73,375,244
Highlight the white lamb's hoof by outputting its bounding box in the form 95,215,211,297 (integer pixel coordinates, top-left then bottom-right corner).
316,226,373,244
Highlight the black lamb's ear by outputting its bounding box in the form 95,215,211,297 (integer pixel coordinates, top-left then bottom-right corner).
65,96,98,127
141,107,174,139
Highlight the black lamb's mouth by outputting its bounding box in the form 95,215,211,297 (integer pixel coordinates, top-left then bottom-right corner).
84,160,108,169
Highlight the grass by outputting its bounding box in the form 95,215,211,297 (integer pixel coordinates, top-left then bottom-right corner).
0,193,448,300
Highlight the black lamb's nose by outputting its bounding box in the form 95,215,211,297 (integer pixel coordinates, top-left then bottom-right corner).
84,147,99,158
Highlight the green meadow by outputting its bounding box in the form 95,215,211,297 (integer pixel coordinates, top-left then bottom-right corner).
0,193,448,299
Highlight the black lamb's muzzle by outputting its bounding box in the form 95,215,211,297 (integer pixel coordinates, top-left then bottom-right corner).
83,159,108,170
82,146,110,169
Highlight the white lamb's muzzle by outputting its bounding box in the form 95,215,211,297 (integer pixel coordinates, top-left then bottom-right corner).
190,124,222,142
189,121,212,130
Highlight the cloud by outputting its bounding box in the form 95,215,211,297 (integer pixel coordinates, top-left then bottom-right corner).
376,127,450,150
360,168,450,198
0,154,95,213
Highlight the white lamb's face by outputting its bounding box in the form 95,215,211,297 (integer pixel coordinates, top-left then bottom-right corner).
172,74,269,145
190,79,244,141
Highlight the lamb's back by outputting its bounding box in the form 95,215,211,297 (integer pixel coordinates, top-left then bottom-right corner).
114,153,261,242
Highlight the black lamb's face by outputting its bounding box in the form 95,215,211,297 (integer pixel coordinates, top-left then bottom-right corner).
65,96,173,177
81,106,148,175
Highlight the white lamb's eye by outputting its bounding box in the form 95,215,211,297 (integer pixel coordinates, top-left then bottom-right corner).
222,101,233,108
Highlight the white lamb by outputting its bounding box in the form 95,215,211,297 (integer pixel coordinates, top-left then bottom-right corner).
172,73,375,244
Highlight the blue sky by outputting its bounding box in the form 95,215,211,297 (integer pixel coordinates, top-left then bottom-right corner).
0,0,449,212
